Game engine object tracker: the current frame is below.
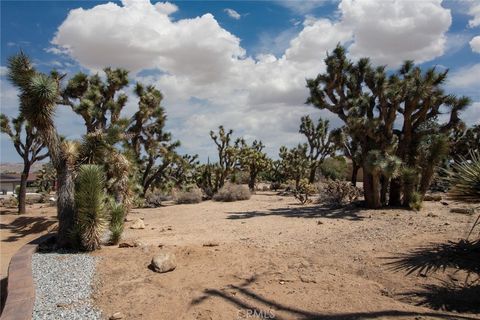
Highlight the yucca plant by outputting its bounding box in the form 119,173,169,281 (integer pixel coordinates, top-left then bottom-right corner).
108,200,126,245
74,165,108,251
447,150,480,239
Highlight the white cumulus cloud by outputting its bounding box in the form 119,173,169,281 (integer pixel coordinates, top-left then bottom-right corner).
47,0,455,159
470,35,480,53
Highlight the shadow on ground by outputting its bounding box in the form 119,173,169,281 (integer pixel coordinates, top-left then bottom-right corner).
385,239,480,314
0,216,56,242
227,204,364,221
190,275,478,320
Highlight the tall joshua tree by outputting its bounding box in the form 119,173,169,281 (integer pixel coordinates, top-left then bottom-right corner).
306,45,469,209
127,83,180,195
7,52,76,246
299,115,337,183
0,114,49,213
210,126,241,189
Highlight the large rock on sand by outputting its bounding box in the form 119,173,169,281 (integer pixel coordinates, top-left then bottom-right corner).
130,218,145,229
150,253,176,273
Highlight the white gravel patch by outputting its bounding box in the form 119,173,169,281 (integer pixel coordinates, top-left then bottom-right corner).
32,252,102,320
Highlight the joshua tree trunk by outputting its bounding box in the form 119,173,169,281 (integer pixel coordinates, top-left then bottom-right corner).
351,162,359,186
248,172,256,191
55,162,76,248
363,173,382,209
308,163,317,184
389,178,402,206
419,164,436,198
18,162,31,214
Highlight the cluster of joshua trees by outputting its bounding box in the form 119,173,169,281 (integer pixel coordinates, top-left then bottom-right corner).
2,45,479,249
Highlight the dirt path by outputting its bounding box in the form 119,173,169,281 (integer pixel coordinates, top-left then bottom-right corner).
0,204,57,313
93,192,480,320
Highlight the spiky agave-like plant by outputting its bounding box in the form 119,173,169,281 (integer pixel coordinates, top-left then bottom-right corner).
75,165,108,251
447,150,480,239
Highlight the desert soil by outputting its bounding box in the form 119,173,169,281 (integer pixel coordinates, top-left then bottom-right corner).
93,192,480,320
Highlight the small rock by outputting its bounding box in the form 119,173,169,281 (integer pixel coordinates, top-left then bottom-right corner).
424,194,442,201
130,218,146,229
427,212,438,217
134,239,146,247
440,201,449,206
56,303,69,308
450,208,475,215
317,221,323,225
150,252,176,273
110,312,124,320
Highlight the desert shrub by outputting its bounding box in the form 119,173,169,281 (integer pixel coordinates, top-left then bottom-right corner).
2,196,18,208
319,156,348,181
293,179,316,204
74,165,108,251
109,201,126,245
144,188,171,208
409,191,423,211
175,186,203,204
318,180,361,205
213,183,251,202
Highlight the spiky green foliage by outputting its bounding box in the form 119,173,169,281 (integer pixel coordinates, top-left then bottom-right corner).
1,114,48,213
447,151,480,203
239,140,270,191
279,144,309,189
306,45,471,209
299,116,337,183
451,124,480,160
74,165,108,251
7,51,76,247
108,201,126,245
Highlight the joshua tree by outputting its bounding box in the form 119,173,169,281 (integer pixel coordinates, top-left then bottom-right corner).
306,45,470,209
7,52,76,246
210,126,241,189
126,83,180,196
450,124,480,161
0,114,48,213
239,140,270,191
36,162,56,193
299,115,337,183
279,144,309,189
331,127,362,186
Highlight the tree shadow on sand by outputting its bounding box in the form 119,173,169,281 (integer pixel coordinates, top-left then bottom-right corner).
226,204,364,221
384,240,480,314
0,216,56,242
190,275,478,320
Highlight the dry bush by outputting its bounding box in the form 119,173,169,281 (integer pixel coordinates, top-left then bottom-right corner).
213,183,251,202
144,189,171,208
175,186,203,204
318,180,361,205
293,179,316,205
1,196,18,208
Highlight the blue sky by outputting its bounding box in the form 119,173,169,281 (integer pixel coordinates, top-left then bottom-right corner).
1,0,479,164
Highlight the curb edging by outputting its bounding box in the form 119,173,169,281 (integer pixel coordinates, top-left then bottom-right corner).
0,234,55,320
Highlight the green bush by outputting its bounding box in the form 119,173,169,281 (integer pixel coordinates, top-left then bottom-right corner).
319,156,348,180
293,179,316,205
74,165,108,251
318,180,361,205
213,183,251,202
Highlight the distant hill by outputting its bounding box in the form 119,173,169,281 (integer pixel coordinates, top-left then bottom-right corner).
0,162,46,173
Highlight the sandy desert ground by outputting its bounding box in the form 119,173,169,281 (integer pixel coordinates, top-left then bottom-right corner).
92,192,480,320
